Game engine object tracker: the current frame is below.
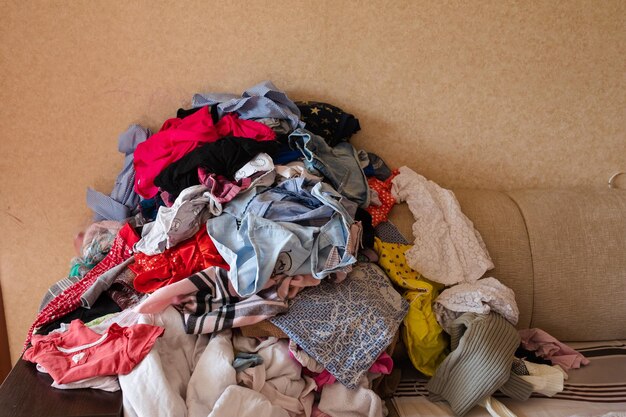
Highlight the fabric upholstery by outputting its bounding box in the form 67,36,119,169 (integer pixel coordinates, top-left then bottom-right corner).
508,189,626,341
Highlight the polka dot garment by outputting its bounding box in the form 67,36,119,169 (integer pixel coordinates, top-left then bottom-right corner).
366,170,399,226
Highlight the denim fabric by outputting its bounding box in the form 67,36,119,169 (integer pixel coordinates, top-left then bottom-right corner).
288,128,370,208
192,80,303,131
206,181,356,297
87,125,151,221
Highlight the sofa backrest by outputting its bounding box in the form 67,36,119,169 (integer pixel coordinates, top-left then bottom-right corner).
389,188,626,342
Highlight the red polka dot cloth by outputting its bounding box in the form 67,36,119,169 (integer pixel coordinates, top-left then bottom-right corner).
365,170,399,226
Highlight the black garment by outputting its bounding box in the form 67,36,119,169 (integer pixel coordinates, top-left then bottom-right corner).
154,137,280,198
514,346,553,366
355,208,375,249
295,101,360,146
36,293,121,335
177,105,220,124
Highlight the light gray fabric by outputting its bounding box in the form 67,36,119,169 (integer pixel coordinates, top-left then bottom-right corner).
426,312,532,416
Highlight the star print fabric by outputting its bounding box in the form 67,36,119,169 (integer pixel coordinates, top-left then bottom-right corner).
296,101,361,146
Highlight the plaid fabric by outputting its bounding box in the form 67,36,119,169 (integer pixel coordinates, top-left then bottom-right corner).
25,223,139,350
180,268,289,334
136,266,289,335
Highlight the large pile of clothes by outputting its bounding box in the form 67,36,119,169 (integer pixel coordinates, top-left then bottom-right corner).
23,81,589,417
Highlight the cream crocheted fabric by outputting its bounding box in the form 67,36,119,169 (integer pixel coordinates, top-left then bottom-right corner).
391,166,494,286
433,277,519,334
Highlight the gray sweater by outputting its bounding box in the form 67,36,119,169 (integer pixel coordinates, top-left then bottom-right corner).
427,312,532,416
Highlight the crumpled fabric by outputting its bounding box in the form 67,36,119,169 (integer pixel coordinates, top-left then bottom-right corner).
192,80,303,131
207,179,357,297
130,227,229,294
134,185,222,256
519,328,590,371
434,277,519,334
391,166,494,285
133,266,288,335
153,137,279,199
233,334,316,417
289,128,370,208
87,124,151,221
365,170,398,226
290,341,394,391
133,107,275,199
26,223,140,349
374,237,447,377
295,101,361,146
270,262,408,389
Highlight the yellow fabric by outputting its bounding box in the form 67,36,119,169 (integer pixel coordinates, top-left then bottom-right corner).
374,238,448,376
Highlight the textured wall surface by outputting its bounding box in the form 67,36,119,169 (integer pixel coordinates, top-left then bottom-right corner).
0,0,624,362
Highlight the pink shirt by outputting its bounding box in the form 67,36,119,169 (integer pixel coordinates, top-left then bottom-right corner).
24,320,164,384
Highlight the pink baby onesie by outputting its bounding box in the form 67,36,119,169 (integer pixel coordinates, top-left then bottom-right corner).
24,320,164,384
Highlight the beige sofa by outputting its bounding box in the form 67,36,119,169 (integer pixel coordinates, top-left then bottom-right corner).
387,188,626,416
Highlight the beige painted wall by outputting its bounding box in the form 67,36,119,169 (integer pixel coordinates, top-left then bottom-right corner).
0,1,624,363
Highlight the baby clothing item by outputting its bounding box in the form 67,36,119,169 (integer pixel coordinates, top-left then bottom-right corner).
427,312,533,416
391,166,494,286
192,80,303,131
295,101,361,146
36,362,121,392
134,184,222,256
289,128,370,208
374,237,447,377
271,262,408,389
519,328,590,371
207,179,357,297
434,277,520,334
87,124,151,221
133,107,275,199
366,171,398,226
26,223,140,349
153,137,279,199
24,320,164,384
131,227,229,294
134,266,289,335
